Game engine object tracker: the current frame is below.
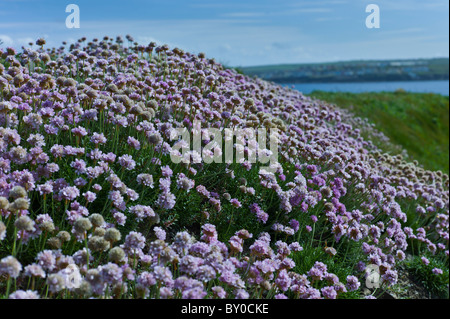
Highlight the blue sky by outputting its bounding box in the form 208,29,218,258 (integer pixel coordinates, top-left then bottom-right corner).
0,0,448,66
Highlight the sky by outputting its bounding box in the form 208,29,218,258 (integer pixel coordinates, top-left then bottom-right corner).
0,0,448,67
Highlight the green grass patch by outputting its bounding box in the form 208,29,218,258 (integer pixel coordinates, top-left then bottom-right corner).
308,91,449,173
404,254,449,299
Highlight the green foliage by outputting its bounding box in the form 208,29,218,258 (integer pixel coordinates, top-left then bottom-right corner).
1,38,448,300
290,245,361,299
308,91,450,173
404,255,449,299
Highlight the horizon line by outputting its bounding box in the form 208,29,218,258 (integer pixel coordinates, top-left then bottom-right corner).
235,56,450,68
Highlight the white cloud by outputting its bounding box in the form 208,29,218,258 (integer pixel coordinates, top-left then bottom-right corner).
292,0,348,5
290,8,334,13
377,28,425,35
364,0,449,11
221,12,266,18
315,16,343,22
136,36,163,45
0,35,14,46
73,18,308,65
17,37,35,46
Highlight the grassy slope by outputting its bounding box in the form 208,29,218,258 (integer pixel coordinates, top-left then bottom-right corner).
307,91,450,173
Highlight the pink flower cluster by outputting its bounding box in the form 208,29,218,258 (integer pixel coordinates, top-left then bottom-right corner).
0,35,448,299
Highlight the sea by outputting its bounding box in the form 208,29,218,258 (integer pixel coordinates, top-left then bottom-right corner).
284,80,449,96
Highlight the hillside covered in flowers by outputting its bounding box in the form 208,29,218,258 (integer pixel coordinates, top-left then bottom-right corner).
0,36,448,299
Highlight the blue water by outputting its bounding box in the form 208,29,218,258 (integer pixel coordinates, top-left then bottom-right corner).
285,80,449,96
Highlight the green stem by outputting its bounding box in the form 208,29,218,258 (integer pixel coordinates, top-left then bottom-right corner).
85,234,90,271
5,275,11,298
310,223,316,247
11,228,18,256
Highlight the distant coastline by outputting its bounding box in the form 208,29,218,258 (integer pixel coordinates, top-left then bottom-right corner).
240,58,449,84
285,80,449,96
266,76,449,84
